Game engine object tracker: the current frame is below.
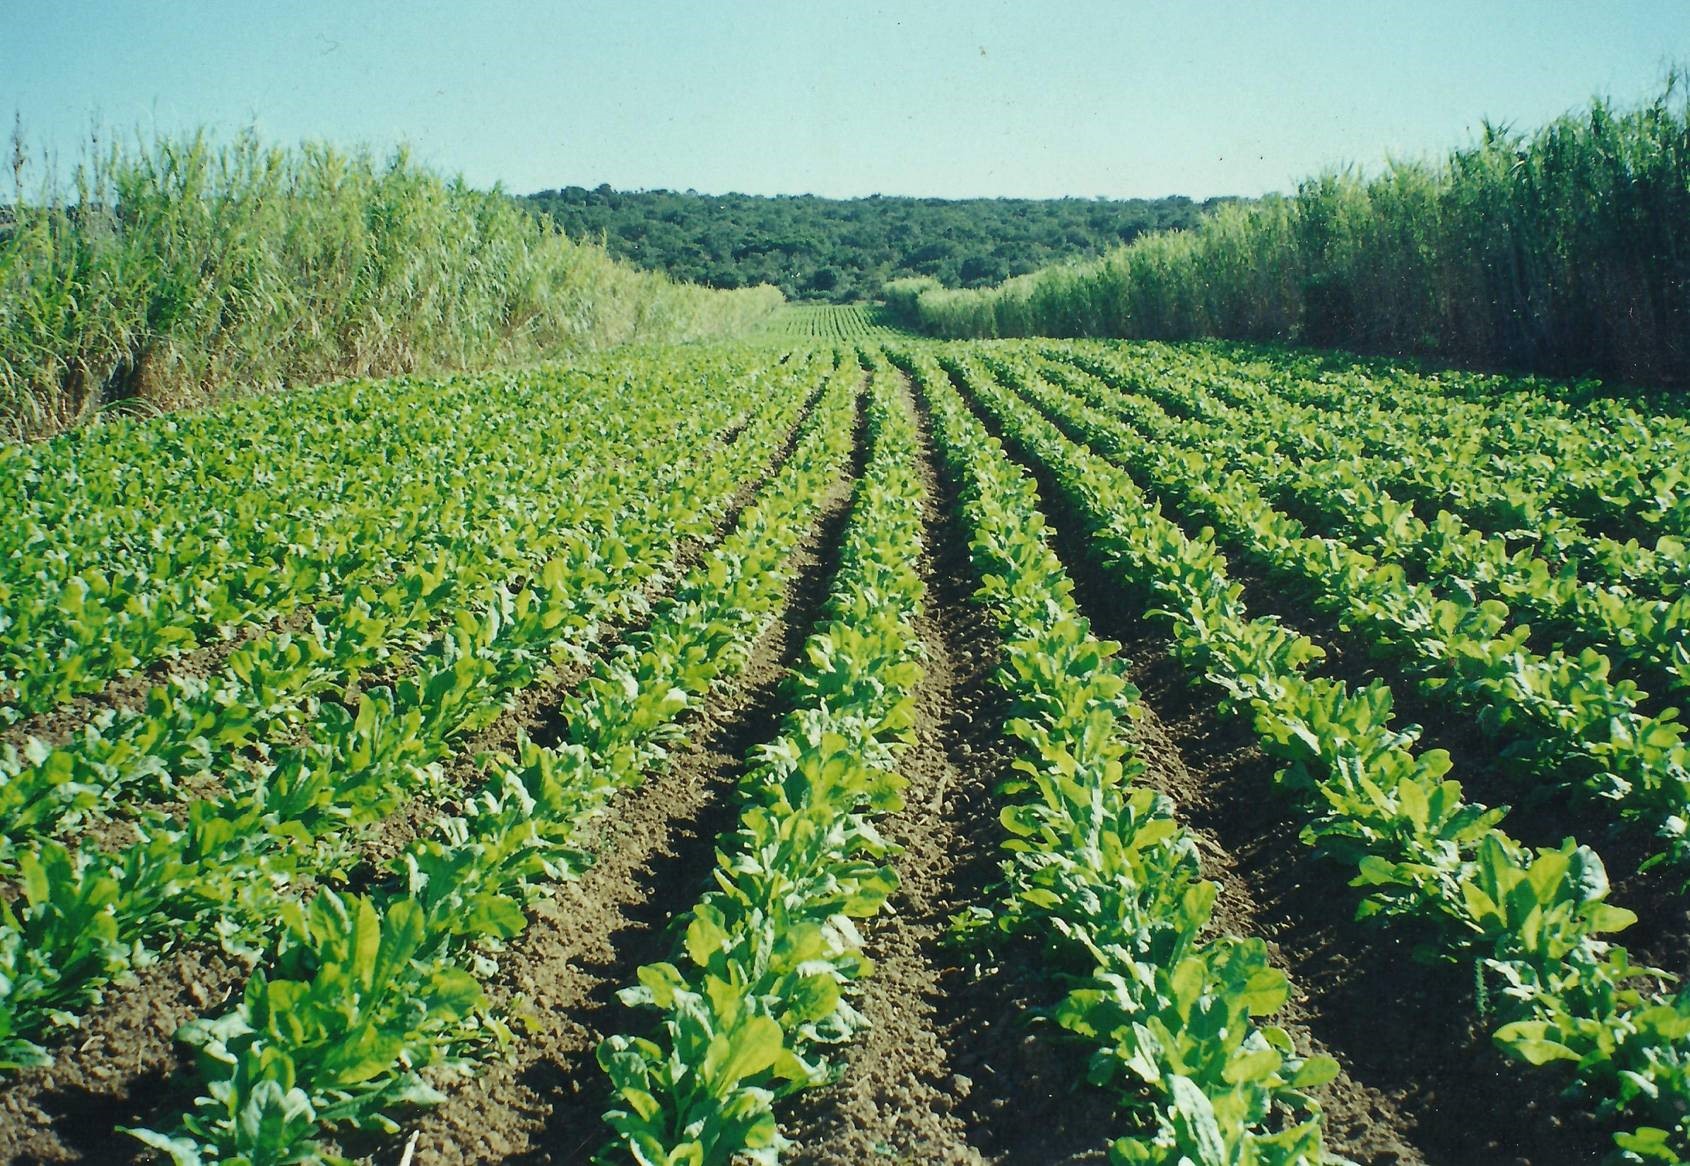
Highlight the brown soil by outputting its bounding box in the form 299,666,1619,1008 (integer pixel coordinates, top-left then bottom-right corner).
955,361,1619,1165
779,375,1119,1165
353,397,865,1165
0,945,253,1166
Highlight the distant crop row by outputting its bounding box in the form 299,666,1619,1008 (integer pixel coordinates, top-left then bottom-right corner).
755,303,902,342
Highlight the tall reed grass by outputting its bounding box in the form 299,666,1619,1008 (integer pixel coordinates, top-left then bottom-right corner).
0,129,782,439
886,81,1690,387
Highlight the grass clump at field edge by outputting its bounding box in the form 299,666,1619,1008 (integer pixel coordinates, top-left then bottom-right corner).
886,81,1690,388
0,128,783,439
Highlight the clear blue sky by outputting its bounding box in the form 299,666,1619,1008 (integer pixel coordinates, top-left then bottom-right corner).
5,2,1686,199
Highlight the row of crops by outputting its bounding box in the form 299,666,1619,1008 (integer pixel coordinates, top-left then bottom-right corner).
926,342,1690,1165
753,304,901,341
2,334,1687,1164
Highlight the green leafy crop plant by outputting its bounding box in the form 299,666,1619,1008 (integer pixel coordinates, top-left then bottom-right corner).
0,351,830,1074
989,349,1690,872
7,320,1690,1166
754,304,904,343
0,371,552,723
900,344,1336,1166
598,352,923,1165
948,345,1690,1163
1051,342,1690,600
1034,346,1690,709
0,350,799,851
122,358,862,1164
1162,344,1690,548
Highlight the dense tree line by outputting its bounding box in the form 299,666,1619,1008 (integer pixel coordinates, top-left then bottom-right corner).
521,187,1228,301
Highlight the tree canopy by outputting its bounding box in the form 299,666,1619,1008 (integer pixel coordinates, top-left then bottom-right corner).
522,186,1233,301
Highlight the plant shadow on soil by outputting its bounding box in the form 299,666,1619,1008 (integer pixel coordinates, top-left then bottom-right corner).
952,358,1618,1166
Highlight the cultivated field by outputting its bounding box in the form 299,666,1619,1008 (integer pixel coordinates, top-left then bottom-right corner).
3,304,1688,1166
753,303,905,341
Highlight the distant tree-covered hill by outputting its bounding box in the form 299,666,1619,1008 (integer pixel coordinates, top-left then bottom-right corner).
521,187,1235,301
